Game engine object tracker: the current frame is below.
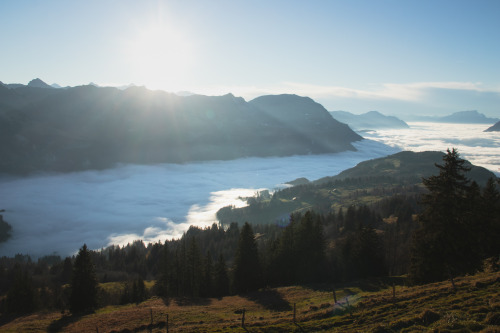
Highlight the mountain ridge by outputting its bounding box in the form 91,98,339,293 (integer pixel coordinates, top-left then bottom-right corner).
329,110,409,130
408,110,499,124
485,121,500,132
0,84,362,174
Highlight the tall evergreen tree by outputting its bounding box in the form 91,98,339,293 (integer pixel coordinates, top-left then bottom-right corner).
233,222,262,294
295,211,326,283
478,178,500,259
214,254,229,297
409,149,480,283
155,241,170,298
186,237,203,297
5,265,38,314
69,244,99,314
200,251,214,298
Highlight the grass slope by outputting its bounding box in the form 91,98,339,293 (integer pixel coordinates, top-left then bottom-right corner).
1,271,499,332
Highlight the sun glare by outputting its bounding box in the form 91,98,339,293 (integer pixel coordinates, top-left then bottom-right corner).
125,24,195,90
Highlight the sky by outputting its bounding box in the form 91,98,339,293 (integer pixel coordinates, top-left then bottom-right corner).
1,0,500,117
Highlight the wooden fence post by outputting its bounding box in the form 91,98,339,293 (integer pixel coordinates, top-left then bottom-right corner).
333,288,337,304
242,309,246,329
166,314,169,333
150,308,153,325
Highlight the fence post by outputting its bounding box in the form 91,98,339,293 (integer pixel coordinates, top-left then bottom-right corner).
242,309,246,329
333,288,337,304
293,303,296,323
166,314,169,333
150,308,153,325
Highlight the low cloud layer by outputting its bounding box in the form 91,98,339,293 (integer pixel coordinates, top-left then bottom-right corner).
363,122,500,176
1,122,497,258
0,140,398,258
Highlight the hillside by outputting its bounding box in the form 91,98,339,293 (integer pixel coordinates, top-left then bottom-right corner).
329,110,409,130
0,83,361,174
217,151,496,226
485,121,500,132
1,271,498,332
316,150,495,185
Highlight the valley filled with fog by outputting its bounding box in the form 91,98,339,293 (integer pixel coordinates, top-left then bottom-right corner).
363,122,500,176
1,122,498,257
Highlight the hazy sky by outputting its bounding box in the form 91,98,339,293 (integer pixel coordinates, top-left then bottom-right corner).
1,0,500,116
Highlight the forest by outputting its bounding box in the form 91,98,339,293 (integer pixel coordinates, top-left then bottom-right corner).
0,149,499,316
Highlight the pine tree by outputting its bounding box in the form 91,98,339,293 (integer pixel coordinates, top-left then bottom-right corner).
69,244,99,314
200,251,214,298
296,211,326,283
155,241,170,298
478,178,500,259
214,254,229,297
409,149,480,283
186,237,203,297
233,222,261,294
5,265,38,314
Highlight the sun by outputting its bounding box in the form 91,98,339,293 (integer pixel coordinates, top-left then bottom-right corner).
125,24,195,90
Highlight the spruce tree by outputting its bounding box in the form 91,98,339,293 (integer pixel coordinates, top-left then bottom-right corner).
69,244,99,314
5,265,37,314
200,251,214,298
155,241,170,298
214,254,229,297
233,222,261,293
409,149,480,283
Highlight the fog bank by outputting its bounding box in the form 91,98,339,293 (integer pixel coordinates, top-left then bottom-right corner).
0,139,397,257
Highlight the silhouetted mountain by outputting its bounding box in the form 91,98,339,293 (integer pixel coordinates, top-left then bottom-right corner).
5,83,25,89
485,121,500,132
249,94,362,150
27,78,53,89
410,110,499,124
0,86,362,174
329,110,409,130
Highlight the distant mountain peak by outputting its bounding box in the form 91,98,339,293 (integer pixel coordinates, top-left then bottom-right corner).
27,78,53,89
485,121,500,132
330,110,409,130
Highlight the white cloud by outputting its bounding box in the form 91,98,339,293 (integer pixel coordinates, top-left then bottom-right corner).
0,140,398,258
194,81,499,104
363,122,500,176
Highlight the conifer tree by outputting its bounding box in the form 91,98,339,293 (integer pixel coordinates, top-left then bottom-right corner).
409,149,480,283
186,237,203,297
200,251,214,297
155,241,170,298
214,254,229,297
233,222,261,293
5,265,38,314
296,211,326,282
69,244,99,314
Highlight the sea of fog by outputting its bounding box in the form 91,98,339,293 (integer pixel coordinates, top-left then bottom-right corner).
362,122,500,176
1,139,398,257
1,122,498,258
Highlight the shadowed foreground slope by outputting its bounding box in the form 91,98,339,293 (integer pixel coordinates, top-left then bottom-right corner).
1,271,498,332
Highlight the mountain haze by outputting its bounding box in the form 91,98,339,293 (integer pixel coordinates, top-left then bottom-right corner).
329,110,409,130
0,83,362,174
409,110,499,124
